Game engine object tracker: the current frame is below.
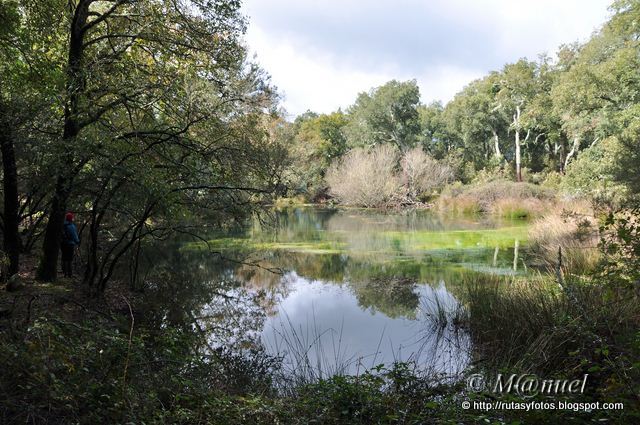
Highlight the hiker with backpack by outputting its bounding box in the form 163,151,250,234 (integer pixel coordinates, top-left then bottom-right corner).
61,212,80,278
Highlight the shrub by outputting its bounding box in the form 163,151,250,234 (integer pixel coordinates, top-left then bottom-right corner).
471,159,512,184
541,171,564,190
562,137,628,206
437,179,556,217
442,148,476,183
400,147,453,200
598,206,640,288
325,145,402,207
0,317,281,425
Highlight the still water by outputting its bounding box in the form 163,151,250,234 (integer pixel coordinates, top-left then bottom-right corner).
144,207,529,379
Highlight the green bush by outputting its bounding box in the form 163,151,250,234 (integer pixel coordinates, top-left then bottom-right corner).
0,318,280,424
562,138,628,206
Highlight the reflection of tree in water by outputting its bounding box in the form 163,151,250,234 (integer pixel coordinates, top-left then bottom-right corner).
265,251,350,283
256,251,422,319
254,207,339,243
133,242,285,350
232,264,290,317
350,276,420,319
130,207,516,353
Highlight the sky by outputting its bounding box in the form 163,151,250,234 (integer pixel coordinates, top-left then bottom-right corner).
241,0,612,117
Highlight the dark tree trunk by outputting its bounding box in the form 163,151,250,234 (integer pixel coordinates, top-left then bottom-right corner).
83,202,101,288
38,178,68,281
38,1,90,281
0,118,21,275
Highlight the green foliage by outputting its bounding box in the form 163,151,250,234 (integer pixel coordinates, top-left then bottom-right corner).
562,137,628,205
416,101,450,157
443,73,509,166
283,111,348,200
2,304,637,424
0,317,281,424
283,0,640,204
344,80,421,152
598,207,640,288
613,104,640,196
1,0,288,285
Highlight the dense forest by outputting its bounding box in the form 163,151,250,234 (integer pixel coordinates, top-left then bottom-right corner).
281,2,639,208
0,0,639,424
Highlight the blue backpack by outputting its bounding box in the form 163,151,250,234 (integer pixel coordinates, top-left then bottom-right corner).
62,223,74,246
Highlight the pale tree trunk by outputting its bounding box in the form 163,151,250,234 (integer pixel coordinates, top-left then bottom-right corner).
491,129,501,158
553,141,563,172
563,136,580,172
514,106,522,182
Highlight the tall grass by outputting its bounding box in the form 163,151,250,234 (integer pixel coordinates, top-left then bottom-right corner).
528,208,600,274
266,311,357,392
265,292,472,393
461,274,568,371
458,273,640,386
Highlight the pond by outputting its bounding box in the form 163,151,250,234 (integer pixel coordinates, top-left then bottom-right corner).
141,207,530,381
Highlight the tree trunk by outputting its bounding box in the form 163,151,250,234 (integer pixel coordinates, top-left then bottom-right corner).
491,129,501,158
37,1,90,281
514,106,522,182
563,136,580,172
83,209,100,287
0,117,21,276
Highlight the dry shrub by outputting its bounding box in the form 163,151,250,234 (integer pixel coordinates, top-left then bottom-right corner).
465,180,555,208
401,147,453,200
435,193,482,215
528,210,600,274
325,145,401,207
437,180,557,218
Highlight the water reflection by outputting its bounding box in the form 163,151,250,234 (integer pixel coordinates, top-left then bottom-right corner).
262,274,471,380
135,207,529,379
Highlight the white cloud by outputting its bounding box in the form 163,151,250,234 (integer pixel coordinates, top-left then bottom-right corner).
242,0,611,116
246,26,395,116
416,65,485,105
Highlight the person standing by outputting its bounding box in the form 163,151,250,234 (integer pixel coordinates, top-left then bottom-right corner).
61,212,80,278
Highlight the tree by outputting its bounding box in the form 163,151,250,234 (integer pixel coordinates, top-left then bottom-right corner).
518,55,566,173
0,0,66,275
0,2,22,275
344,80,421,152
34,0,256,281
495,60,538,182
416,101,452,158
285,111,348,200
552,0,640,191
442,73,509,168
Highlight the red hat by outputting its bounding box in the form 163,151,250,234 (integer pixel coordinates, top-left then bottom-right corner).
65,212,74,221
